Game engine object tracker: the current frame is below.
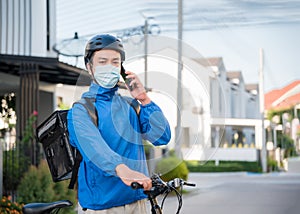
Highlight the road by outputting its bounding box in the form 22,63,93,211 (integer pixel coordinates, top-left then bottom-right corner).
147,172,300,214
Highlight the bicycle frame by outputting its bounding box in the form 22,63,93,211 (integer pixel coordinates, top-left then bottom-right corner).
147,193,163,214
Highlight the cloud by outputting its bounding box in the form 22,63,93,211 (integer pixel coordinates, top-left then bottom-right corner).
140,0,300,31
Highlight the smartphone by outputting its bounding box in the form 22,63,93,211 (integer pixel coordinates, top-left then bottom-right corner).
121,64,134,91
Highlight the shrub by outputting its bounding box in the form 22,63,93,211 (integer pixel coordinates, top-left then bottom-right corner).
267,158,278,172
155,152,189,182
185,160,262,173
17,162,54,203
17,160,77,214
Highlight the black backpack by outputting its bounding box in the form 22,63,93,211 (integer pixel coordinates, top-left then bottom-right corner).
36,96,140,189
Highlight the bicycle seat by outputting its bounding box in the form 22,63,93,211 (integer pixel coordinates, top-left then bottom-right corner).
22,200,73,214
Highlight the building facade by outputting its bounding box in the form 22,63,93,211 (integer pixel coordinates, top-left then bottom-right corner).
118,41,262,162
0,0,86,166
0,0,56,57
183,57,261,161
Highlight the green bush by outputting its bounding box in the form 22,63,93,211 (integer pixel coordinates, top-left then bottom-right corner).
185,160,262,173
267,158,278,172
155,152,189,182
17,160,77,214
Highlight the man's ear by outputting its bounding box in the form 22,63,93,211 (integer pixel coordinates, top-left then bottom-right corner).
86,63,93,75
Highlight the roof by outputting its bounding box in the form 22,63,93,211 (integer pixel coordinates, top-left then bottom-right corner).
226,71,242,80
245,84,258,93
192,57,223,67
0,54,90,86
265,80,300,110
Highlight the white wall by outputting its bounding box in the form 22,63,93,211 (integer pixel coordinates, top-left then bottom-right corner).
183,147,258,162
0,0,56,57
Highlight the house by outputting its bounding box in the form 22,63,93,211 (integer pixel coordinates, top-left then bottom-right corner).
0,0,88,163
120,42,262,162
264,80,300,152
183,57,262,161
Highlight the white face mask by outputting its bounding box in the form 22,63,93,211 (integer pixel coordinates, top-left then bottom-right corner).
93,64,120,88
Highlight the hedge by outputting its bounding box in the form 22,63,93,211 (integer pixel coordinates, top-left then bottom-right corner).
185,160,262,173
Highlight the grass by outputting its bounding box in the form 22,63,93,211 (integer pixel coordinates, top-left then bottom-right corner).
185,160,262,173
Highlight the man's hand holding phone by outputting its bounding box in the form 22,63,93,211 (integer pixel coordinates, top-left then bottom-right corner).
122,70,151,105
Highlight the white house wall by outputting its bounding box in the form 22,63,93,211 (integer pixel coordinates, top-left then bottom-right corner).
124,48,214,151
0,0,56,57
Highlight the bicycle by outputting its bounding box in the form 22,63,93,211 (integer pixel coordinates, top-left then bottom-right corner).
22,174,196,214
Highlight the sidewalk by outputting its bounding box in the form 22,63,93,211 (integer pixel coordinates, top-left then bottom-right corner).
186,171,300,192
187,172,248,189
159,172,300,214
287,157,300,173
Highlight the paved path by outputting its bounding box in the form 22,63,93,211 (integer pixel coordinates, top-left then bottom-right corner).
146,172,300,214
287,157,300,173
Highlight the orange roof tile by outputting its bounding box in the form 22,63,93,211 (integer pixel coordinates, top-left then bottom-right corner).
265,80,300,110
274,93,300,110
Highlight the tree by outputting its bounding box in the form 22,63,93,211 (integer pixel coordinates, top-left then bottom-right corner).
277,133,297,158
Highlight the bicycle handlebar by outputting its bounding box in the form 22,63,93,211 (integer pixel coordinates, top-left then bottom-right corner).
131,174,196,214
131,182,144,189
131,176,196,190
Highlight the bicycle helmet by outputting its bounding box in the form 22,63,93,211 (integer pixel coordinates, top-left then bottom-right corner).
84,34,125,65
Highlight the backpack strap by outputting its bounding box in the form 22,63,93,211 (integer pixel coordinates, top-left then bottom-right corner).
68,98,97,189
75,98,98,126
68,149,82,189
121,96,140,116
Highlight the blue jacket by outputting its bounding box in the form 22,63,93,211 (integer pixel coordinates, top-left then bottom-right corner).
67,83,171,210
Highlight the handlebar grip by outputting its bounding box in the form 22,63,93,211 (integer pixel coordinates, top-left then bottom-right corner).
184,182,196,187
131,182,143,190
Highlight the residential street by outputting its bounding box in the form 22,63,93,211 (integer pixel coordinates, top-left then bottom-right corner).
149,172,300,214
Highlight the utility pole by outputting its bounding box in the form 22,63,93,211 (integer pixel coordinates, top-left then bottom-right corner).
0,139,2,197
259,48,267,173
175,0,183,157
144,18,148,88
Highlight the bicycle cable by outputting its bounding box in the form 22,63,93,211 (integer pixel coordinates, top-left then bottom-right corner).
160,182,184,214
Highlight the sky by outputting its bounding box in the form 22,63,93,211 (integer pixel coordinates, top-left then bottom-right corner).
56,0,300,92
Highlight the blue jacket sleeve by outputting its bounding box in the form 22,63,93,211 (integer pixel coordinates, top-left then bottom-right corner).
67,103,123,176
139,101,171,146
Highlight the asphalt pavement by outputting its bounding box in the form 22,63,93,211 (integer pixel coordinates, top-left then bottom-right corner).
146,172,300,214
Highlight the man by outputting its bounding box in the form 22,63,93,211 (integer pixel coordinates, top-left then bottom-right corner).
67,34,171,213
